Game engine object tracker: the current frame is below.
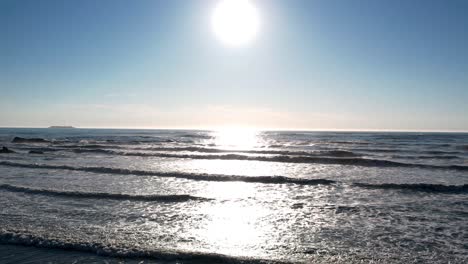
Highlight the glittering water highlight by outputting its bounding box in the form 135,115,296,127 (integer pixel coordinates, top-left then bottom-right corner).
0,128,467,263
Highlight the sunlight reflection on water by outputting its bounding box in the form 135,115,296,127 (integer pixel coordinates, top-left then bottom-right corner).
192,182,271,257
210,128,262,150
185,159,281,177
1,129,467,262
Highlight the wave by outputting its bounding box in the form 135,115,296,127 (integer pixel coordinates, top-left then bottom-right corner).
351,148,405,153
423,150,461,155
0,231,279,264
0,184,208,202
456,145,468,151
132,147,361,157
178,133,213,139
72,148,116,154
391,155,460,160
14,145,122,152
22,142,463,161
14,143,361,158
29,144,361,158
59,144,123,149
87,151,468,171
23,147,62,152
353,183,468,194
69,147,359,159
352,148,461,155
327,141,372,145
1,162,466,194
11,137,49,143
0,161,336,186
5,145,468,170
52,139,174,145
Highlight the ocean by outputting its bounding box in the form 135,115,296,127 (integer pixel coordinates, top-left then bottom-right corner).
0,128,467,263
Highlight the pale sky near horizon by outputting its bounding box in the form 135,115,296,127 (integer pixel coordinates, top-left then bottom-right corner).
1,0,468,131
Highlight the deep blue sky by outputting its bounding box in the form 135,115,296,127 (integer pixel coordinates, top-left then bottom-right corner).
1,0,467,130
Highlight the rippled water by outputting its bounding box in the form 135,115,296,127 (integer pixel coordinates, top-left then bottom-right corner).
0,128,467,263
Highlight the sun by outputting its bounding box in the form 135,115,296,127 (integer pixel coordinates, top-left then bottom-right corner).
211,0,260,46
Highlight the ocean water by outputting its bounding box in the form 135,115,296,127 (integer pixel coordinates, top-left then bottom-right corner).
0,128,467,263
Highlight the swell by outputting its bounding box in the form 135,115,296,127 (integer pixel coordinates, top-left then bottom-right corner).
59,144,124,149
0,184,208,202
353,183,468,194
72,150,468,171
131,147,361,157
0,161,336,186
0,162,466,194
0,231,279,264
70,147,361,158
391,155,460,160
352,148,461,155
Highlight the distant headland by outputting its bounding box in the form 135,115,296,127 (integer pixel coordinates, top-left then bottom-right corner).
48,126,75,129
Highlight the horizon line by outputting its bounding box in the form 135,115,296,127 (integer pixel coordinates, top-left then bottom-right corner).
1,126,467,133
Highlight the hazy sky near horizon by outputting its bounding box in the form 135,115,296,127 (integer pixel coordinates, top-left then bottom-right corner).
1,0,468,130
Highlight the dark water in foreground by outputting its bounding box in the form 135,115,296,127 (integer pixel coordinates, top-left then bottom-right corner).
0,128,467,263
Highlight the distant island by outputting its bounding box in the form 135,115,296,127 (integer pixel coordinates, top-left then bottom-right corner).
48,126,75,129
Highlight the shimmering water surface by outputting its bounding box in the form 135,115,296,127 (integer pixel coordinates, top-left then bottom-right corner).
0,128,467,263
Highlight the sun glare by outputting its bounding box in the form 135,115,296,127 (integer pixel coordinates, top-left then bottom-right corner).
213,128,260,150
211,0,260,46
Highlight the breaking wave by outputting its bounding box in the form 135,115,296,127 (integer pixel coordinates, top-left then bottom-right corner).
0,161,336,186
0,231,278,264
0,184,208,202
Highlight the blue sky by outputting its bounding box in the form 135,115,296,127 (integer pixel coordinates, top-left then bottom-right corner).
1,0,467,130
